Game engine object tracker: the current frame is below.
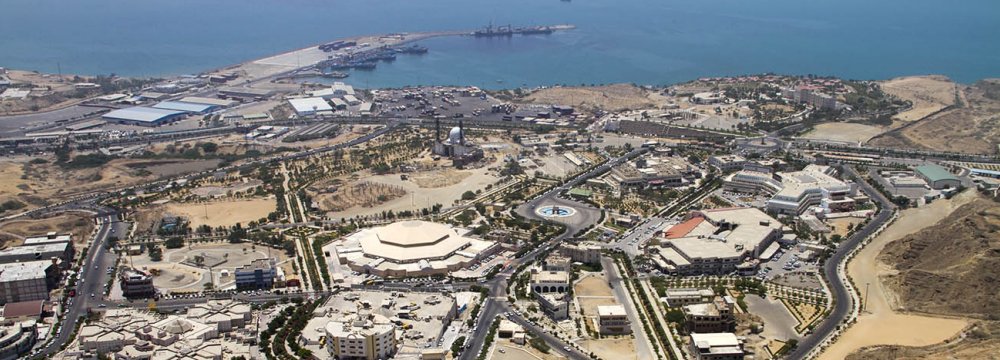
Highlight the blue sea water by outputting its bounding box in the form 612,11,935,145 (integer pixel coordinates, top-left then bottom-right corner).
0,0,997,89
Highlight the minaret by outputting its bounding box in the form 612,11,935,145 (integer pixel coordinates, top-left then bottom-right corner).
458,120,465,145
435,118,441,141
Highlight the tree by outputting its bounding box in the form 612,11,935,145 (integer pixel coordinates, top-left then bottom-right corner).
164,236,185,249
461,191,476,200
450,336,466,356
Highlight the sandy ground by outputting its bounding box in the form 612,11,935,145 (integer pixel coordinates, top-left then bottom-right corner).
0,213,93,249
163,197,276,228
408,168,471,188
802,123,887,144
522,84,654,111
575,276,614,297
827,217,865,238
818,190,977,360
582,338,638,360
325,163,500,220
880,76,956,122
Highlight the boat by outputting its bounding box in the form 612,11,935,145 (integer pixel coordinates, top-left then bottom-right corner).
321,71,349,79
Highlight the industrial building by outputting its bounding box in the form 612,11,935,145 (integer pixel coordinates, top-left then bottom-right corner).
652,208,783,275
102,107,188,127
333,220,499,277
596,305,631,335
287,97,333,116
151,101,218,114
915,164,961,189
0,261,60,304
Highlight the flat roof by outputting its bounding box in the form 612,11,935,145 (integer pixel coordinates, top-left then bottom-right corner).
178,96,237,107
597,305,627,317
3,299,44,318
288,97,332,113
0,261,53,282
346,220,493,263
103,107,186,123
153,101,216,113
0,242,70,256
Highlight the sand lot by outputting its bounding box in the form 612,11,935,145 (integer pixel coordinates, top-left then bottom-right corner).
163,197,276,228
880,76,956,122
0,213,93,248
583,338,638,360
802,123,886,144
818,191,975,360
826,217,865,238
575,276,614,297
522,84,654,111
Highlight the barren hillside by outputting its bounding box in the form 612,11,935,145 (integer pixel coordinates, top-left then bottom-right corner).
847,321,1000,360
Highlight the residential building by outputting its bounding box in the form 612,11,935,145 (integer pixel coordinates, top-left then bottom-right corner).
325,312,397,360
683,296,736,333
0,261,59,304
689,332,744,360
119,269,156,299
596,305,631,335
542,254,571,272
234,258,277,290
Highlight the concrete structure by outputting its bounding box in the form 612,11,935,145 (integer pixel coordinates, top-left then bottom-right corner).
288,97,333,116
662,288,715,307
325,312,397,360
72,301,253,359
21,232,71,246
431,120,483,168
0,300,44,325
537,293,569,320
0,242,73,266
559,242,602,265
177,96,237,107
915,164,961,189
689,332,744,360
102,107,187,126
234,258,277,290
334,221,499,277
708,155,747,173
596,305,631,335
217,86,273,99
784,86,837,110
610,155,698,188
542,254,571,272
0,261,59,304
119,268,156,299
653,208,783,275
683,296,736,333
530,270,569,294
0,321,36,360
725,165,856,215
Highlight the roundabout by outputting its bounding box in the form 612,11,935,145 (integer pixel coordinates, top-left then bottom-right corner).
535,205,577,218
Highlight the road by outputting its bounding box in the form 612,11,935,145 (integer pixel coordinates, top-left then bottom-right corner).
786,164,895,360
602,257,656,360
32,207,125,359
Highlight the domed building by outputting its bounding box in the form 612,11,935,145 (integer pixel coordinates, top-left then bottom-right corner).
431,119,484,167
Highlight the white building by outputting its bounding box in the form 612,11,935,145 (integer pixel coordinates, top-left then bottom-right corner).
597,305,631,335
287,97,333,116
0,261,59,304
724,165,856,215
325,312,397,360
653,208,783,275
689,332,744,360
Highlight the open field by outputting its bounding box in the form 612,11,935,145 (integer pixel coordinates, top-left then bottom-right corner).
521,84,654,111
0,213,93,248
582,338,638,360
162,197,276,228
818,190,977,360
408,168,471,188
575,275,614,297
313,181,406,212
880,76,956,122
802,122,886,144
827,217,865,238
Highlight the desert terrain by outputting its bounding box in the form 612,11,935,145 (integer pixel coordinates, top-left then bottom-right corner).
521,84,655,112
803,122,886,144
880,75,957,122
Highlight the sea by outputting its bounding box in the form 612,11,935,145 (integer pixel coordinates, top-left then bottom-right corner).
1,0,997,89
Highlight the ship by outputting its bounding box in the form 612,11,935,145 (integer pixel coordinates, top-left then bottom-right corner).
321,71,349,79
474,23,514,37
394,44,429,54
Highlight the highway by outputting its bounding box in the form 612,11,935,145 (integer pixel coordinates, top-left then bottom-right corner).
785,164,895,360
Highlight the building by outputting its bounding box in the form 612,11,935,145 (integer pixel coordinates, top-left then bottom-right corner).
102,107,187,127
218,86,273,99
177,96,237,107
119,268,156,299
530,270,570,294
662,288,715,307
915,164,961,189
152,101,218,114
542,254,571,272
559,242,602,265
725,165,856,215
234,258,277,290
683,296,736,333
0,242,73,267
0,300,44,325
431,120,483,168
0,321,37,360
0,261,60,304
333,220,499,277
325,312,397,360
689,332,744,360
596,305,631,335
72,301,254,359
609,155,698,188
652,208,783,275
287,97,333,116
708,155,747,173
21,232,71,246
784,86,837,110
537,293,569,320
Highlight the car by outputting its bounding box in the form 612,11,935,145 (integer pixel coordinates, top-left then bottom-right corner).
90,293,95,298
98,304,107,308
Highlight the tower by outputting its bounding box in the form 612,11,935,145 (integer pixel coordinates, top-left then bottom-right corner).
458,120,465,145
435,118,441,141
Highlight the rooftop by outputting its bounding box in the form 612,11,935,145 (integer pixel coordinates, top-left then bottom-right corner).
597,305,627,317
103,107,187,123
288,97,333,113
0,261,54,282
152,100,216,113
916,164,959,182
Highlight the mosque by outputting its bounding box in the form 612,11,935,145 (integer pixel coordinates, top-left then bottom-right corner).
432,119,484,168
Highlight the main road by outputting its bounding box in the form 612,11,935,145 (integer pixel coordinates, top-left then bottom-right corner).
786,164,895,360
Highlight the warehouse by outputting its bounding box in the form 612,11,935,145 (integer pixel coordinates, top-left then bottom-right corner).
915,164,961,189
288,97,333,116
102,107,187,127
178,96,238,107
152,101,218,114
